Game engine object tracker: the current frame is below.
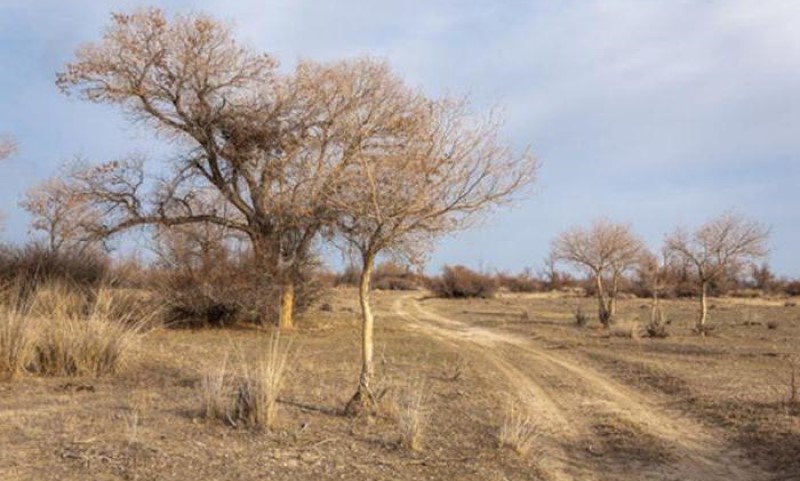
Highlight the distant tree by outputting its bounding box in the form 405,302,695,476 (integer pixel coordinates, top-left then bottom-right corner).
20,174,103,253
330,83,538,413
551,218,644,327
750,262,776,292
665,213,769,333
636,248,675,333
540,253,571,291
0,136,15,160
0,135,17,231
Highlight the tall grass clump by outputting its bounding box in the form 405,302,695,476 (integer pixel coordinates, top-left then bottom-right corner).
499,399,538,456
397,378,427,451
200,354,230,421
0,305,34,380
231,333,292,430
0,283,156,379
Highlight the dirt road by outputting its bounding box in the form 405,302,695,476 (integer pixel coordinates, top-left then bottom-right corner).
393,295,771,481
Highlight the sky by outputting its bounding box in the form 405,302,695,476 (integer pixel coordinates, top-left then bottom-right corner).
1,0,799,276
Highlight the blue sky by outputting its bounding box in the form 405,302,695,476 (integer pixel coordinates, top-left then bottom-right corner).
1,1,799,275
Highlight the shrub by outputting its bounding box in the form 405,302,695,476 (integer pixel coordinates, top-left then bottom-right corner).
429,265,498,299
495,270,544,293
0,243,109,294
609,321,641,339
334,265,361,287
645,305,669,338
574,306,589,327
373,262,420,291
156,258,327,327
784,280,800,297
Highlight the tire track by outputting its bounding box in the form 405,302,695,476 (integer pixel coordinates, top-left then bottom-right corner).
392,295,770,481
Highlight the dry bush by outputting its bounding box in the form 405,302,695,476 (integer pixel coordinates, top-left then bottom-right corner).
645,306,669,338
783,280,800,297
0,243,109,294
334,264,361,287
396,378,427,451
574,306,589,327
499,399,538,455
495,270,544,293
231,333,292,430
372,261,420,291
429,265,498,299
157,259,327,328
609,320,642,340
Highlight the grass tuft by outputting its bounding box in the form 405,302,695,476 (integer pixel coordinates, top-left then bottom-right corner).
231,333,292,430
397,378,427,451
499,399,538,456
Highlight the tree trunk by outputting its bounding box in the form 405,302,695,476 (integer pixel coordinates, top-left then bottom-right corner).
608,272,620,322
346,251,376,416
595,275,611,327
697,281,709,335
251,236,286,328
650,287,660,325
279,281,295,329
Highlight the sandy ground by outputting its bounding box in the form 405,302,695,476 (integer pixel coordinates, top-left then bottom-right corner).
1,288,799,480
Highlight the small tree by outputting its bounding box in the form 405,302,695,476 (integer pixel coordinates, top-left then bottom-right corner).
20,175,103,253
636,249,673,335
665,212,769,334
551,218,644,327
330,77,538,413
750,262,776,292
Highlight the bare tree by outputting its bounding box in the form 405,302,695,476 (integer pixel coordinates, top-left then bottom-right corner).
551,218,644,327
665,212,768,333
0,136,16,160
330,85,538,413
56,9,389,327
636,248,675,332
20,174,104,253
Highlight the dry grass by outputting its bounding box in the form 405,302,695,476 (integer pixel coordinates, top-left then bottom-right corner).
231,333,292,430
609,320,641,339
498,398,538,455
396,377,427,451
200,353,230,421
0,306,34,380
0,283,157,379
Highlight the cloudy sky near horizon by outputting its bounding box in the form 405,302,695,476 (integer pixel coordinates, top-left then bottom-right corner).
1,1,799,275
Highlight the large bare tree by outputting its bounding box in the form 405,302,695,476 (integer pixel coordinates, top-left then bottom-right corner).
55,9,395,327
330,86,538,412
665,212,768,333
551,218,644,327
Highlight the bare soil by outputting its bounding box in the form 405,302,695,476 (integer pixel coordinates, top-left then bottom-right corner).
2,288,799,480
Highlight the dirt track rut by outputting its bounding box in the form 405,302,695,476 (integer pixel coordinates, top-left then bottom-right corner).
392,295,771,481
